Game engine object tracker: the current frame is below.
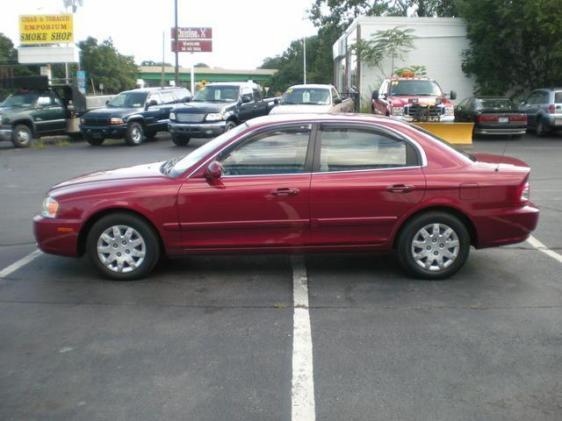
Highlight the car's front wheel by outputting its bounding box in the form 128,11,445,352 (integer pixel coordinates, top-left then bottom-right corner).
536,117,548,137
126,122,144,146
397,212,470,280
86,213,160,280
11,124,33,148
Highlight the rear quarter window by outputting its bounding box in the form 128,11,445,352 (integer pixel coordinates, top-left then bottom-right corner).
555,92,562,103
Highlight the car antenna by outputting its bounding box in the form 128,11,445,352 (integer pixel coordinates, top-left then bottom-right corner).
496,139,509,172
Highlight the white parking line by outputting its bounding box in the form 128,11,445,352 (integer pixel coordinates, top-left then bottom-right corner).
527,235,562,264
291,255,316,421
0,249,42,279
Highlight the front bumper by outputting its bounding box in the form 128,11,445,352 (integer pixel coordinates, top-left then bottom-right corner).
80,125,128,139
33,215,82,257
392,115,455,123
169,120,226,138
0,127,12,141
473,204,540,248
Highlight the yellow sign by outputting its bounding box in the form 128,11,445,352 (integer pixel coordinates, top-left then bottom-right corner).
19,14,74,45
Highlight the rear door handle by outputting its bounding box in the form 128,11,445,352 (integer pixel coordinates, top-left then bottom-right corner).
272,187,300,197
386,184,415,193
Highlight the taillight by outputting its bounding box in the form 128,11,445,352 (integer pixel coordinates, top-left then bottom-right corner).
476,114,498,123
548,104,555,113
509,114,528,122
520,180,530,203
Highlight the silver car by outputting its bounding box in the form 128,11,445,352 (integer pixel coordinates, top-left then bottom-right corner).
519,88,562,136
269,84,355,115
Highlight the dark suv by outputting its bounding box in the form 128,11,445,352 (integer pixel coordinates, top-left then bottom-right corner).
168,82,271,146
80,87,191,146
519,88,562,136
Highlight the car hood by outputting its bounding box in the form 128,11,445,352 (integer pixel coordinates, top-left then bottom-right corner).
471,152,529,168
270,104,332,114
175,101,235,114
52,161,165,190
83,107,142,119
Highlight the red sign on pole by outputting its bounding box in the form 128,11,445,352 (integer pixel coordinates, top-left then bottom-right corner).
171,27,212,53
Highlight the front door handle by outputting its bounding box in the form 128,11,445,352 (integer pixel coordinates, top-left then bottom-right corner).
271,187,300,197
386,184,415,193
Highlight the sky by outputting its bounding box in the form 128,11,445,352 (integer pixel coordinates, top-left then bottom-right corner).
1,0,318,69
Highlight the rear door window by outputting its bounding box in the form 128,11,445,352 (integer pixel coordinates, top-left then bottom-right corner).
317,126,419,172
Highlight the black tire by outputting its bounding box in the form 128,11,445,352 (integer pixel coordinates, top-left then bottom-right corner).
86,213,160,280
536,117,548,137
224,120,237,131
397,211,470,280
125,122,144,146
11,124,33,148
85,135,104,146
172,134,191,146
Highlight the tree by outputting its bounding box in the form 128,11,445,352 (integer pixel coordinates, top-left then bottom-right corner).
353,27,415,76
309,0,458,30
458,0,562,96
194,63,209,68
78,37,138,93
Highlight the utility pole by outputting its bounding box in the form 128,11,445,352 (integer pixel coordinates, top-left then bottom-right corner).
303,37,307,84
174,0,179,86
161,31,165,88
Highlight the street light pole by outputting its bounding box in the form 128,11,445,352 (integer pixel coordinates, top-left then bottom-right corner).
174,0,179,86
303,37,307,84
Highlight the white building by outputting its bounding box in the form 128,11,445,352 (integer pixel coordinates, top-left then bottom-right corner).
333,16,475,108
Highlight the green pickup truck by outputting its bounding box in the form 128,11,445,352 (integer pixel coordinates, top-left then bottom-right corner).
0,77,111,147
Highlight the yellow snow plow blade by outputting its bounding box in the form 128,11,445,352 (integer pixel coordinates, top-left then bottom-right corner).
414,122,474,145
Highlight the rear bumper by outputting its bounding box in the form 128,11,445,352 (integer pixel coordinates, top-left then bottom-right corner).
80,125,128,139
473,204,539,248
169,121,226,138
544,114,562,129
474,126,527,135
33,215,81,257
0,127,12,141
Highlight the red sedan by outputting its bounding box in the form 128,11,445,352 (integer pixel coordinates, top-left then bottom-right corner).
34,114,539,280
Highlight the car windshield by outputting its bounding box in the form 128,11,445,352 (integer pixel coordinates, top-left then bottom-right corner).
193,86,240,102
167,123,249,177
281,88,330,105
107,92,148,108
476,99,515,111
389,80,443,96
1,93,39,108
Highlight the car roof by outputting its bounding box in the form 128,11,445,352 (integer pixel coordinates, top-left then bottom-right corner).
120,87,186,94
246,113,398,128
287,84,333,90
206,81,260,88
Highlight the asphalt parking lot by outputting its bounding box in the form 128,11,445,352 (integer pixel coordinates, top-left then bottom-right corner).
1,132,561,420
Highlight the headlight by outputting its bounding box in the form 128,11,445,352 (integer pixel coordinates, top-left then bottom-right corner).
520,181,530,203
80,118,85,124
41,197,59,218
169,112,176,121
205,113,224,122
110,117,124,125
391,107,404,116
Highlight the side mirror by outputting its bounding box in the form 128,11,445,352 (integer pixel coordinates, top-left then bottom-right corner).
520,100,527,106
105,100,109,105
145,99,158,110
205,161,223,180
450,90,457,100
371,90,379,101
333,97,342,105
183,97,192,103
241,94,253,104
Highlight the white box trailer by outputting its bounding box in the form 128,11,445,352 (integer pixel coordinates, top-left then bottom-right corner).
333,16,475,109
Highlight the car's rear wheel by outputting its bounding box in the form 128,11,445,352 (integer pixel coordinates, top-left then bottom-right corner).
397,212,470,280
172,134,190,146
126,122,144,146
86,213,160,280
536,118,548,137
11,124,33,148
224,120,237,131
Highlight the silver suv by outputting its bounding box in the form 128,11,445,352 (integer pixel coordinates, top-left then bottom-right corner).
519,88,562,136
